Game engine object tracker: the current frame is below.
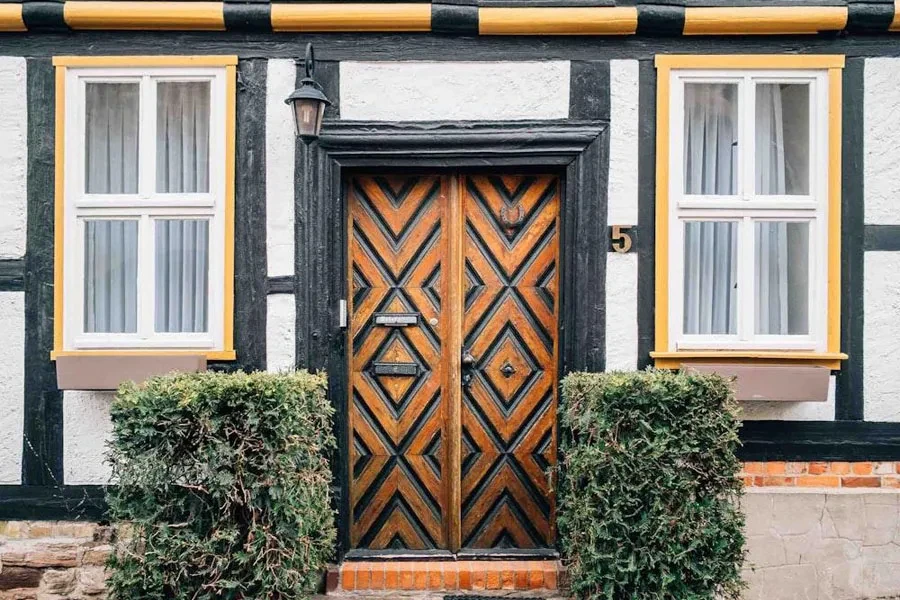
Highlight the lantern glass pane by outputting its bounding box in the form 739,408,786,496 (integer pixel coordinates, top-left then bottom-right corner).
293,98,325,139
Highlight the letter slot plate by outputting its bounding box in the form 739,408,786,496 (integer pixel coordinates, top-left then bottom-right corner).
374,312,419,327
371,362,420,377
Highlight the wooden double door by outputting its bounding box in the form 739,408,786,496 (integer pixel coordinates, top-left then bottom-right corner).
348,172,560,552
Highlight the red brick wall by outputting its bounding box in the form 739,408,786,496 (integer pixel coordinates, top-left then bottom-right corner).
741,461,900,488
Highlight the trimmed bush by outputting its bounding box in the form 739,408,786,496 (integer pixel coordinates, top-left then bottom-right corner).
106,370,336,600
558,370,745,600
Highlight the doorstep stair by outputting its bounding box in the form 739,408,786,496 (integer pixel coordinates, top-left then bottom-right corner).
328,560,565,593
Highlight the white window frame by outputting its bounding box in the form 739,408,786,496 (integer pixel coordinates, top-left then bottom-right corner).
667,68,830,353
62,65,228,352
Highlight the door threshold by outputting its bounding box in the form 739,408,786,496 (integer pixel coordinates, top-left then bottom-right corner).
344,548,559,562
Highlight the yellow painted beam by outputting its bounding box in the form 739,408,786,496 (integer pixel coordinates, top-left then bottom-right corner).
271,3,430,32
478,7,637,35
683,6,848,35
0,4,25,31
64,1,225,31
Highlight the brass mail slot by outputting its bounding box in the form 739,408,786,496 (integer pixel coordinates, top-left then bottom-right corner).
374,312,419,327
371,362,420,377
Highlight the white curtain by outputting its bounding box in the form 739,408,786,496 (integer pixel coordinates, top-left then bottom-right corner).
155,220,209,333
754,84,809,335
85,83,139,194
683,222,737,335
84,220,138,333
157,82,210,193
683,84,739,335
82,81,210,335
683,83,809,337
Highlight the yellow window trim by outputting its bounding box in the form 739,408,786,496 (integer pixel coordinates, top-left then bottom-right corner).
52,56,236,361
653,54,845,370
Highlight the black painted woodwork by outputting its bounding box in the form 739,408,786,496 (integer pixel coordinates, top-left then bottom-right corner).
847,0,896,32
224,1,272,32
636,59,656,371
267,275,295,294
433,1,478,35
230,59,268,372
0,485,106,521
22,0,67,32
837,58,865,422
7,33,900,61
0,259,24,292
865,225,900,251
740,422,900,461
22,58,63,487
637,4,686,36
569,60,609,121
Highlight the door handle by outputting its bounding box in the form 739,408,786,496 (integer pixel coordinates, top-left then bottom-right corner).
461,350,478,388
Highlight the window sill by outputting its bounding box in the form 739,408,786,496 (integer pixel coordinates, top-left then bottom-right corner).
650,351,848,370
51,349,236,361
54,353,213,391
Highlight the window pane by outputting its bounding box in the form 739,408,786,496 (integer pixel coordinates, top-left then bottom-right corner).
755,83,810,196
755,221,809,335
157,82,210,193
683,221,738,335
155,219,209,333
683,83,739,196
85,83,139,194
84,220,138,333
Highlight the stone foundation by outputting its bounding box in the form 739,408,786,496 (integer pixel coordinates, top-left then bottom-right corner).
0,522,111,600
6,490,900,600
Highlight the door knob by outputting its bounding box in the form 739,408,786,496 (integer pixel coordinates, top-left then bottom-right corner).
461,350,478,388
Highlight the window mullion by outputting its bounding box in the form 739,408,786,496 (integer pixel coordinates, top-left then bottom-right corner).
138,214,155,339
738,215,755,342
741,75,755,201
139,75,155,199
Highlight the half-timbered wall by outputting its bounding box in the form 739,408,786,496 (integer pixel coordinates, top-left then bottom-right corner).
0,32,895,509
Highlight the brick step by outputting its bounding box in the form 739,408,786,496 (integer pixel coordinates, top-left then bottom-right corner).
329,560,566,593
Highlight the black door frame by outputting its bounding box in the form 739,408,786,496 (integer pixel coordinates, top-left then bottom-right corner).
296,119,609,559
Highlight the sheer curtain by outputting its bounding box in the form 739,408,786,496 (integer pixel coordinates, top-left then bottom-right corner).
84,84,140,333
754,84,809,335
683,83,738,335
84,220,138,333
155,220,209,333
155,82,211,333
683,82,809,337
82,81,211,336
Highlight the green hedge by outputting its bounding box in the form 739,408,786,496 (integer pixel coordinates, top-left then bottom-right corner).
106,370,336,600
558,370,745,600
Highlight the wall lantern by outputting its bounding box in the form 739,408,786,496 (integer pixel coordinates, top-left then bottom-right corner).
285,43,331,145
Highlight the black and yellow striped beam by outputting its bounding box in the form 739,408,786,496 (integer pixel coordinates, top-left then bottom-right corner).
3,0,900,35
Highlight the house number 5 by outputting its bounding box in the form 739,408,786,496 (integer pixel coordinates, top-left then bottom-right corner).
610,225,633,253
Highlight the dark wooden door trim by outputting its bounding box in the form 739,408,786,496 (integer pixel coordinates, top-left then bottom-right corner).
297,118,608,559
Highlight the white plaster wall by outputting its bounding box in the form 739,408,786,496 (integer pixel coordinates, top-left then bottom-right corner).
63,391,114,485
864,252,900,421
0,57,27,259
740,376,836,421
864,58,900,225
0,292,24,484
266,59,296,277
608,59,639,226
340,62,570,121
267,295,296,372
743,489,900,600
605,252,638,371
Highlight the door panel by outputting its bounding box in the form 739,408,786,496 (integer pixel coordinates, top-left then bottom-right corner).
349,174,449,550
347,172,560,552
460,175,559,549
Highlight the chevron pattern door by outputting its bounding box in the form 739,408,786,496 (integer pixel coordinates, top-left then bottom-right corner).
348,173,560,552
